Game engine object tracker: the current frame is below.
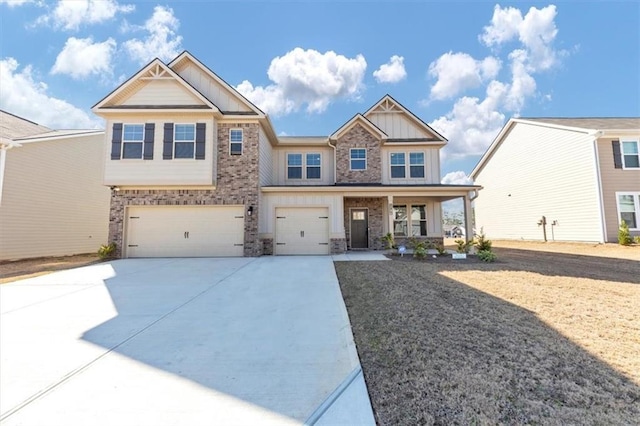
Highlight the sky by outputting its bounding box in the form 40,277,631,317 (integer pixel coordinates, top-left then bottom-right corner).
1,0,639,185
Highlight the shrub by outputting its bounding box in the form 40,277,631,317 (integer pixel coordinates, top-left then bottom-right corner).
413,242,427,259
454,239,473,254
477,250,497,262
98,242,116,259
474,228,492,252
634,236,640,245
382,233,395,249
435,243,447,255
618,220,633,245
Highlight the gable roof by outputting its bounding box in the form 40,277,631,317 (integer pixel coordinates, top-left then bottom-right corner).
92,58,218,112
364,94,447,142
329,113,388,140
470,117,640,179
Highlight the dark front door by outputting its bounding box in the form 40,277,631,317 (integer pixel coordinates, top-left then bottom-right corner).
350,209,369,249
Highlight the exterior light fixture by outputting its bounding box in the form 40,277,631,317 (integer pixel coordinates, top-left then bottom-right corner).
247,205,254,216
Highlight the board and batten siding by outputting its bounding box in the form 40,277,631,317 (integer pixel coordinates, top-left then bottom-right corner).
103,114,216,186
381,146,440,184
596,138,640,241
474,123,602,242
273,146,335,186
121,80,202,106
258,128,273,186
0,135,110,260
367,112,428,139
175,62,252,112
259,193,344,239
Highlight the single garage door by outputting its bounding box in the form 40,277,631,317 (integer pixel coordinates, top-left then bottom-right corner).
125,206,244,258
275,207,330,255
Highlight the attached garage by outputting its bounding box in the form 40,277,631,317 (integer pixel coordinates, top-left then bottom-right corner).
125,206,245,258
275,207,330,255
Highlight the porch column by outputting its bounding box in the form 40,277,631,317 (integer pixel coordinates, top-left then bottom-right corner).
387,195,394,236
463,192,473,243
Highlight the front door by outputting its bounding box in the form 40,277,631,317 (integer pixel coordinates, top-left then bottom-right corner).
350,209,369,249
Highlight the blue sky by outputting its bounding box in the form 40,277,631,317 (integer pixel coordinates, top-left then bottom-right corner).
1,0,639,183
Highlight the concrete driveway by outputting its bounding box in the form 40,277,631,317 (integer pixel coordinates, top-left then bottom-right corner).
0,257,375,425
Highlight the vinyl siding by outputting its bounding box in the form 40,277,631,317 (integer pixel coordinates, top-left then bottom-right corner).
596,138,640,241
381,146,440,184
175,63,252,112
474,123,602,242
0,135,110,260
367,112,430,139
103,114,216,186
259,193,344,238
273,146,335,185
121,80,202,106
258,128,273,186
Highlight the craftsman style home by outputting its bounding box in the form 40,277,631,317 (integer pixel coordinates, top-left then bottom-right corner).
471,118,640,243
93,51,478,257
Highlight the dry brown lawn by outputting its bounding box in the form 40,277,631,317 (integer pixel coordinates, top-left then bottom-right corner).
0,253,102,284
335,242,640,425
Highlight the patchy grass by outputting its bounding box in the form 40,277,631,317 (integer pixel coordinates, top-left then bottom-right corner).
335,245,640,425
0,254,102,284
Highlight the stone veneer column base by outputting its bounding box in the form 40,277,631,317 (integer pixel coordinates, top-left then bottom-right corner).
261,238,274,255
330,238,347,254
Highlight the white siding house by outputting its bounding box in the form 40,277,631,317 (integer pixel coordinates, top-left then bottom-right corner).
0,111,110,260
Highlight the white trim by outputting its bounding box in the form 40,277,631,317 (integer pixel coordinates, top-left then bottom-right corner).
330,114,387,140
348,207,369,249
592,138,607,243
621,139,640,170
229,128,243,155
349,148,367,171
615,191,640,230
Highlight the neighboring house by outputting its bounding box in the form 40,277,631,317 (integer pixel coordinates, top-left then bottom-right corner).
471,118,640,243
0,110,110,261
92,51,479,258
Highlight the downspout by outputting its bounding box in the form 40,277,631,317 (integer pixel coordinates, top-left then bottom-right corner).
0,140,20,206
590,131,607,243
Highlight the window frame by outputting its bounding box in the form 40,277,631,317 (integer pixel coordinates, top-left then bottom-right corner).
409,152,426,178
287,153,303,179
350,148,367,171
393,204,428,237
173,123,196,159
306,152,321,180
286,152,322,180
390,152,406,178
121,123,144,159
621,139,640,169
390,151,426,179
616,191,640,230
229,129,243,155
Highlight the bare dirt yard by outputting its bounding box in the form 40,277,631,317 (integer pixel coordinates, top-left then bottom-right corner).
0,254,102,284
335,241,639,425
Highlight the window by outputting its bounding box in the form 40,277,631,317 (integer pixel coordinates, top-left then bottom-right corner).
174,124,195,159
390,153,405,178
409,152,425,178
617,192,640,229
306,153,321,179
287,154,303,179
122,124,144,159
393,204,427,236
350,148,366,170
622,140,639,169
230,129,243,155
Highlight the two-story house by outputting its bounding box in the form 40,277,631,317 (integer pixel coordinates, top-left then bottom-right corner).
93,51,479,257
471,118,640,243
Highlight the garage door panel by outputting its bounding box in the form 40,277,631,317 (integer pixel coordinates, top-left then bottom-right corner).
126,206,244,258
275,208,330,255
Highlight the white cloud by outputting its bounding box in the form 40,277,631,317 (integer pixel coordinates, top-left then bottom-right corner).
0,0,33,6
51,37,116,79
373,55,407,84
38,0,134,31
123,5,183,64
236,48,367,116
442,171,473,185
428,52,501,100
0,57,100,129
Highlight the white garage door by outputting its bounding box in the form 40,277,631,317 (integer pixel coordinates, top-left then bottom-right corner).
275,207,330,255
125,206,244,258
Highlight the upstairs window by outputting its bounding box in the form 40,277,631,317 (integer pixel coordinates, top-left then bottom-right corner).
390,153,405,178
287,153,322,179
287,154,303,179
622,140,639,169
306,153,321,179
409,152,425,178
230,129,243,155
122,124,144,159
350,148,366,170
174,124,195,159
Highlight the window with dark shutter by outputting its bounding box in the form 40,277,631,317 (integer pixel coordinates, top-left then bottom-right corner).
110,123,123,160
143,123,155,160
163,123,174,160
612,140,622,169
195,123,206,160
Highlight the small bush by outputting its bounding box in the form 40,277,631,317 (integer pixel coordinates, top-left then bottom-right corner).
414,242,428,259
618,220,633,245
474,228,492,252
382,233,395,249
634,236,640,244
454,239,473,254
435,243,447,255
98,242,116,259
477,250,497,262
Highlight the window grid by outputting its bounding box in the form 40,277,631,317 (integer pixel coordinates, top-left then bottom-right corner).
122,124,144,159
174,124,195,159
230,129,243,155
391,151,426,179
622,140,640,169
287,153,303,179
617,192,640,229
409,152,425,178
286,153,321,180
350,148,367,170
390,153,406,178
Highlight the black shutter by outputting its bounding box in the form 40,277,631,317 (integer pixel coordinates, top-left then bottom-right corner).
163,123,174,160
612,140,622,169
195,123,206,160
143,123,155,160
110,123,123,160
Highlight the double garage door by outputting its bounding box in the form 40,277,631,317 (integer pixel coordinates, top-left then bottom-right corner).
125,206,244,258
275,207,330,255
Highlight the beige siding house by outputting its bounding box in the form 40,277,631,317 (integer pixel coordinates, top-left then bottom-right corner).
471,118,640,243
93,51,479,258
0,111,110,260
